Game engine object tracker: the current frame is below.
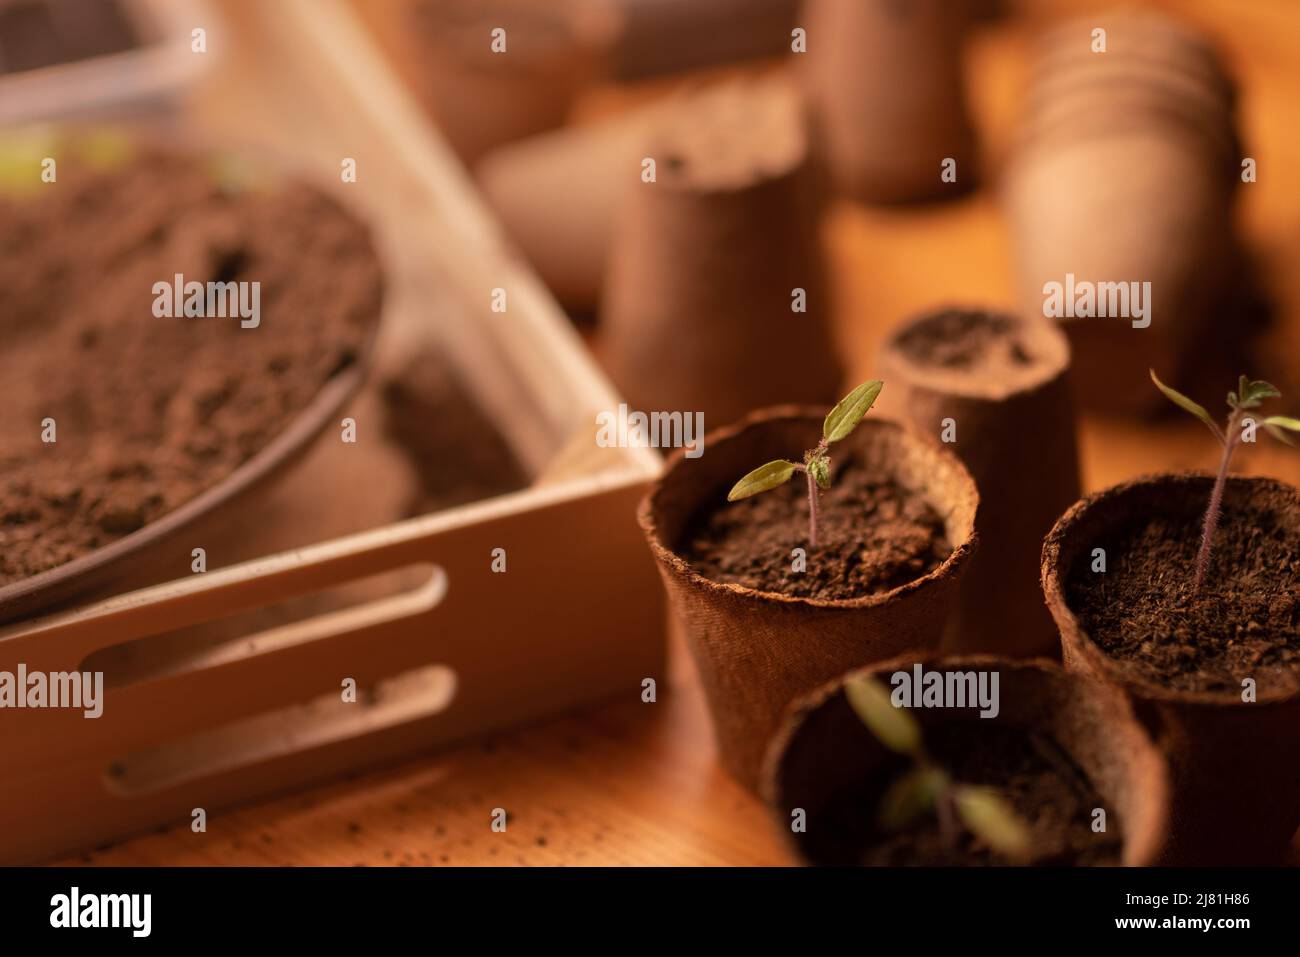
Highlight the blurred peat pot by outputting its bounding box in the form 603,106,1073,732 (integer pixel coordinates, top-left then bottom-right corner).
601,75,843,430
476,100,671,314
764,656,1169,866
879,307,1080,658
1004,9,1243,415
799,0,978,203
399,0,622,166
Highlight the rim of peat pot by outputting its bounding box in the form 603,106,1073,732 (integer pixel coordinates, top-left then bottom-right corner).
878,305,1073,404
637,405,979,611
762,653,1170,866
1042,470,1300,709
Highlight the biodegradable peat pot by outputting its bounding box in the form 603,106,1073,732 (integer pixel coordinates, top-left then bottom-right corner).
402,0,620,166
763,655,1169,865
878,307,1080,657
476,102,670,313
638,407,978,789
799,0,976,203
1043,473,1300,864
610,0,799,80
1004,10,1240,414
602,76,842,429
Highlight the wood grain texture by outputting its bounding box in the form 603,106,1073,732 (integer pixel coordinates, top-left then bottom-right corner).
59,0,1300,865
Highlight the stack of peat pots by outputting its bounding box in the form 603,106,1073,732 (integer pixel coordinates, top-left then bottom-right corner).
1003,10,1241,414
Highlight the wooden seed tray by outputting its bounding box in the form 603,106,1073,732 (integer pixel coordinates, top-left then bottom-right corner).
0,0,665,864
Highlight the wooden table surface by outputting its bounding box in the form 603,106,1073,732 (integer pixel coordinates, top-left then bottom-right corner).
60,0,1300,866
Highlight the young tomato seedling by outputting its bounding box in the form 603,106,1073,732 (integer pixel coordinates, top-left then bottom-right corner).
726,380,884,548
845,675,1032,861
1150,370,1300,588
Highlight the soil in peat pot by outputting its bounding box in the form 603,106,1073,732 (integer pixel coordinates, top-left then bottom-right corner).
1065,497,1300,694
891,307,1035,374
0,0,137,73
679,450,952,600
836,723,1122,866
0,147,382,585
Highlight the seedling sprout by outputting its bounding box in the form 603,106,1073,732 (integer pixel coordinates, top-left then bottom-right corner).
726,381,884,548
845,675,1033,861
1150,370,1300,588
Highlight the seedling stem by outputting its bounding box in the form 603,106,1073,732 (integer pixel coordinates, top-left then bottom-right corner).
1150,370,1300,589
805,466,820,549
844,676,1033,861
726,382,884,550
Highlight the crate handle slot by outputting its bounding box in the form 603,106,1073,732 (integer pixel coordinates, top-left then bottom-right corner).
102,662,457,796
79,563,444,690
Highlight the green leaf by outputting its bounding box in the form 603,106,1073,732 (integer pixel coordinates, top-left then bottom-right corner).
1262,415,1300,446
808,456,831,490
844,675,921,755
823,380,884,444
1237,377,1281,410
1149,369,1223,443
877,766,949,832
953,786,1033,860
726,460,798,501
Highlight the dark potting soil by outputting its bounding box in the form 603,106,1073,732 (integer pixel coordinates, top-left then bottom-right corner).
0,0,137,74
1065,496,1300,694
382,347,530,515
0,147,382,586
679,452,952,600
893,307,1034,372
851,723,1122,866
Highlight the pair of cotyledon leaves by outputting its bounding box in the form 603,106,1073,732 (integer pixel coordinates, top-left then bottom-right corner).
727,380,884,502
844,675,1034,861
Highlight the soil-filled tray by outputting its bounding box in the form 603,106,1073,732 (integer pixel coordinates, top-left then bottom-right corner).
0,133,384,622
0,0,663,865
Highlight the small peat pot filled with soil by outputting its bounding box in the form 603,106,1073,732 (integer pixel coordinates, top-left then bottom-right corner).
638,385,979,789
878,306,1080,658
0,131,383,621
1044,374,1300,863
763,656,1169,866
1045,474,1300,863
